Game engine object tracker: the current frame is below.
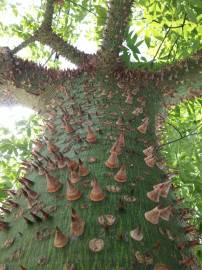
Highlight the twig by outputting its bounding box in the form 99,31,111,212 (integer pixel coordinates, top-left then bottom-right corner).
152,28,171,63
167,24,186,29
42,50,55,67
167,36,180,59
69,0,98,17
167,122,183,138
167,14,187,60
152,14,187,63
158,131,199,149
158,114,183,137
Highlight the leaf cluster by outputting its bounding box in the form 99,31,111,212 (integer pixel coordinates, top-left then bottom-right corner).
122,0,202,67
0,114,41,201
1,0,201,68
160,98,202,263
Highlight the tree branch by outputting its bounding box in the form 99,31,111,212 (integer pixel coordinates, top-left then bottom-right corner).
0,47,53,95
38,30,91,66
11,0,92,66
41,0,55,30
100,0,134,66
166,122,183,138
0,47,75,109
0,83,42,110
11,0,55,55
160,50,202,105
39,0,93,66
11,34,39,55
165,14,187,30
151,14,187,64
158,131,199,149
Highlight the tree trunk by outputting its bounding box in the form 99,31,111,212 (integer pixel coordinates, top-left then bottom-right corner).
0,69,199,270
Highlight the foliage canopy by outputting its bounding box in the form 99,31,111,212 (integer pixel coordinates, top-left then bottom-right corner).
0,0,201,68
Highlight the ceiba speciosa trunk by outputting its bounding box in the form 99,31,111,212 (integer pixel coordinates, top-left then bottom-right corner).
0,71,199,270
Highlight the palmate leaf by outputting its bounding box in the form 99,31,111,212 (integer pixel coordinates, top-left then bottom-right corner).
121,28,145,64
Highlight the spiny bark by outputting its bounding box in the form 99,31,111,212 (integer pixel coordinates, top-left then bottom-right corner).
0,70,200,269
40,0,55,31
0,1,201,269
38,30,92,67
0,47,82,109
0,47,201,109
99,0,134,67
11,0,91,67
10,0,135,69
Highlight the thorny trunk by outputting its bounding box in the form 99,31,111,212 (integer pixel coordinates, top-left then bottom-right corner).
0,69,200,270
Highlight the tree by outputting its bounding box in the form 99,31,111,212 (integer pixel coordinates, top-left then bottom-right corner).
0,0,201,269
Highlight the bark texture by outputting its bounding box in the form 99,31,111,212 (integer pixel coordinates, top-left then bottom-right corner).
0,66,201,269
0,0,202,269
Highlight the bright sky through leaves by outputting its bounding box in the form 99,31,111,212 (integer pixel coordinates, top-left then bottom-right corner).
0,106,34,132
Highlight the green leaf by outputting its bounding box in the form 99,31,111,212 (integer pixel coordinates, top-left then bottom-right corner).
145,35,151,47
131,46,140,54
135,40,144,47
175,106,180,117
122,48,130,63
189,0,202,8
133,53,140,61
187,8,198,23
95,5,107,26
141,56,147,61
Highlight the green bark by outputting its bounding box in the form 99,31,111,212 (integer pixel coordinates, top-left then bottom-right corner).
100,0,134,66
0,47,76,109
0,71,199,270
